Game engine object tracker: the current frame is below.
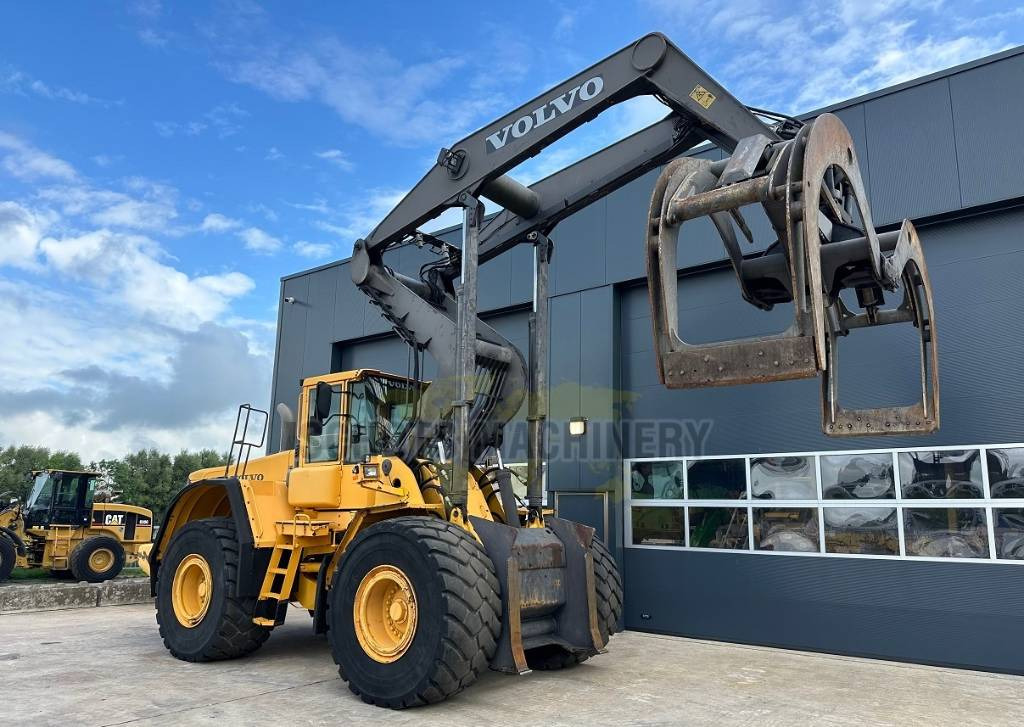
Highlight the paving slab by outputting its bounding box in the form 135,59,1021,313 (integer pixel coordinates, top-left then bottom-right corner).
1,603,1022,726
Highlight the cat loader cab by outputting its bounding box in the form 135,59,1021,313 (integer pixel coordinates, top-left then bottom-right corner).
0,469,153,583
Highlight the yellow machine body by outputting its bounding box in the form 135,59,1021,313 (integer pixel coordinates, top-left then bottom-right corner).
152,369,504,618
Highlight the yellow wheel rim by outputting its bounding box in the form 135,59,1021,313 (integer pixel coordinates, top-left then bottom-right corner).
171,554,213,628
89,548,115,573
353,564,418,663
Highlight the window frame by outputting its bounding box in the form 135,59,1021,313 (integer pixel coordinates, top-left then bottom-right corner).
624,442,1024,565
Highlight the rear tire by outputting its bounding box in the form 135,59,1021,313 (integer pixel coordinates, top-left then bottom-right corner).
529,535,623,670
155,517,270,662
0,535,16,582
70,535,125,583
327,516,501,709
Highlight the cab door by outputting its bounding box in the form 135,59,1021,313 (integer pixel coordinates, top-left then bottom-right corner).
288,381,347,508
48,474,89,528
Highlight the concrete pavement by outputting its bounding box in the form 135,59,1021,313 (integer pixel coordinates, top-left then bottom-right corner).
2,603,1022,726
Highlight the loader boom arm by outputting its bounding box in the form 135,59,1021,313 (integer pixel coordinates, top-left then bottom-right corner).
350,32,939,515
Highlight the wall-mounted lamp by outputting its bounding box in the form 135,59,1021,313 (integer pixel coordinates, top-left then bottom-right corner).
283,296,296,304
568,416,588,437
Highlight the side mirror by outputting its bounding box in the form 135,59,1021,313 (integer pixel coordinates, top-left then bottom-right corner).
314,381,334,422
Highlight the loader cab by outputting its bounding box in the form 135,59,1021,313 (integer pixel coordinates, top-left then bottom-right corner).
23,470,100,529
300,370,424,466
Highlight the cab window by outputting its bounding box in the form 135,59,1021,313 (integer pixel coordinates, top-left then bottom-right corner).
53,476,79,509
306,384,342,463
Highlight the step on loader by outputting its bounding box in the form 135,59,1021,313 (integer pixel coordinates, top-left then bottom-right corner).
147,33,938,709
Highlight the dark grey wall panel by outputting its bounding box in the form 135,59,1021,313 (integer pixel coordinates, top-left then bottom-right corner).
330,262,365,342
833,104,871,199
301,268,339,380
625,549,1024,673
550,200,607,296
865,79,961,224
950,53,1024,207
604,168,657,283
548,293,582,490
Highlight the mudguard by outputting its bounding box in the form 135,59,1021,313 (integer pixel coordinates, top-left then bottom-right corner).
149,477,269,598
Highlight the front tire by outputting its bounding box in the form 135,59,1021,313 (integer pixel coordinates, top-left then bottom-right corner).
70,535,125,583
0,535,16,582
327,516,501,709
155,517,270,662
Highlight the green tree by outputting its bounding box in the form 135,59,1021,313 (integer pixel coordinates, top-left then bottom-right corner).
0,445,83,503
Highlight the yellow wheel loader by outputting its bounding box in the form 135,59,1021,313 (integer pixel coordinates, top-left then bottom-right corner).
148,33,938,708
0,470,153,583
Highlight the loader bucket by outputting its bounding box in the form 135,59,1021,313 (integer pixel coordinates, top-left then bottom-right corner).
646,113,938,436
470,516,606,673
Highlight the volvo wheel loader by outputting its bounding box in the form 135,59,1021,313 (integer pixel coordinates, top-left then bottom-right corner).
147,33,938,708
0,470,153,583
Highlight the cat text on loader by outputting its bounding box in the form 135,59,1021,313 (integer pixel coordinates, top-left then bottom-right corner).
147,33,938,709
0,470,153,583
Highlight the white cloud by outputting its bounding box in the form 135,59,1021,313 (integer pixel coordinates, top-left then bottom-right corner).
152,104,248,140
200,212,242,232
1,67,117,106
37,178,179,233
224,37,505,146
644,0,1014,113
0,131,77,181
294,240,334,258
138,28,169,47
39,229,254,329
238,226,282,252
0,201,52,269
315,148,354,171
265,146,283,160
311,187,406,241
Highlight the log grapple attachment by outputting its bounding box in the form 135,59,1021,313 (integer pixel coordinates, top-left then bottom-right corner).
647,113,938,435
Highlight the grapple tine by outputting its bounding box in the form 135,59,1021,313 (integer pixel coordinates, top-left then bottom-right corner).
646,112,939,436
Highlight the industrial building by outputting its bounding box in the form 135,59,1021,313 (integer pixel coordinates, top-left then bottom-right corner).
270,47,1024,673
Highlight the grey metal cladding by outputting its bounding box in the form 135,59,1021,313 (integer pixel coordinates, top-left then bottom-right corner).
301,268,339,378
864,78,961,224
549,293,583,489
950,53,1024,207
624,549,1024,674
330,262,365,342
550,200,608,296
833,104,871,198
604,168,658,282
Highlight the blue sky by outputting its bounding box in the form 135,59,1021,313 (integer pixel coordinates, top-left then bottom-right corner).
1,0,1021,460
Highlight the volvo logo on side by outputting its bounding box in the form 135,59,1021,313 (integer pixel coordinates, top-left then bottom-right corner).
485,75,605,153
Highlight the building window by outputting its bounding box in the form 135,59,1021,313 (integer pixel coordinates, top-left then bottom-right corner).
898,449,984,499
750,456,817,500
903,507,989,558
823,507,899,555
689,507,748,549
631,506,684,546
626,442,1024,565
629,460,684,500
754,508,819,552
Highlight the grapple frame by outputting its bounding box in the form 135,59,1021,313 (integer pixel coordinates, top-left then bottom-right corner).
646,113,939,435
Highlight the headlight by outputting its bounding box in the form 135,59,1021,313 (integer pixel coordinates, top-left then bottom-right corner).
362,464,379,479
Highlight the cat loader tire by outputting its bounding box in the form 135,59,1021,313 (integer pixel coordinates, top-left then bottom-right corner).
70,535,125,583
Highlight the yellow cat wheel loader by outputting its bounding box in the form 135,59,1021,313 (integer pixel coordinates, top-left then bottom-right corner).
0,470,153,583
148,33,938,708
